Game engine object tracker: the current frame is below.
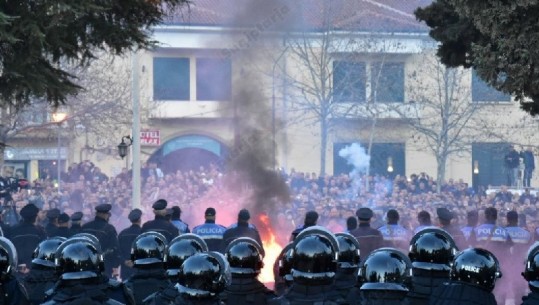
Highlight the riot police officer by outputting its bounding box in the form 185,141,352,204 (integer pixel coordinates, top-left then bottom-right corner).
192,207,227,252
349,207,383,258
143,234,209,305
222,237,275,305
43,239,121,305
175,252,230,305
53,213,71,238
460,210,478,244
272,243,293,296
406,228,457,305
521,242,539,305
170,206,190,234
24,237,65,305
436,208,467,250
124,231,170,305
45,208,60,237
429,248,500,305
118,209,143,281
506,210,532,302
0,237,29,305
334,233,361,304
141,199,179,243
8,203,47,268
222,209,263,253
356,248,412,305
269,226,343,305
377,209,410,252
68,212,83,237
81,203,121,278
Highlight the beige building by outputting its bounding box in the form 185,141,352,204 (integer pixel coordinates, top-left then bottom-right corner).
6,0,538,190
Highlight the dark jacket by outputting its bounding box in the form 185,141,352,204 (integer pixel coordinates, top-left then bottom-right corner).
23,265,58,305
359,290,410,305
8,221,47,267
141,215,179,243
268,283,342,305
50,227,71,239
124,266,170,305
521,290,539,305
334,268,358,302
221,276,276,305
82,216,121,275
349,223,384,258
68,224,82,237
45,223,58,238
118,224,142,280
103,276,136,305
192,221,227,252
222,222,263,254
42,278,122,305
407,269,449,305
142,284,180,305
0,275,30,305
429,282,497,305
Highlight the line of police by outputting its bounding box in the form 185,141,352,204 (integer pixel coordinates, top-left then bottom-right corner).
0,197,538,304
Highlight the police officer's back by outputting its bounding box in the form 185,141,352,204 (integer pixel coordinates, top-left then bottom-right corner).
118,209,143,281
289,210,318,242
505,210,532,302
43,239,122,305
192,207,227,252
414,211,435,234
269,227,343,305
68,212,83,237
355,248,412,305
45,208,60,237
334,233,361,303
460,210,478,244
350,208,383,258
170,206,189,234
522,242,539,305
52,213,71,238
272,243,293,296
436,208,467,250
141,200,179,243
124,232,170,305
222,209,263,253
377,209,410,253
8,203,47,268
406,229,457,305
428,248,500,305
24,238,64,305
0,237,30,305
82,203,121,278
222,237,275,305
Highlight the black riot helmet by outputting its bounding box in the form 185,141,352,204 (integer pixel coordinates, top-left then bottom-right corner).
225,237,264,275
522,242,539,290
358,248,412,292
291,232,339,285
32,237,66,268
277,243,294,278
295,226,340,253
164,234,208,277
177,253,230,298
450,248,502,292
71,233,102,253
408,228,458,271
0,237,17,280
131,231,167,266
335,232,361,269
55,240,104,280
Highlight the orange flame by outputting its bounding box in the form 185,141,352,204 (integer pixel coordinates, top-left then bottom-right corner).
257,214,283,287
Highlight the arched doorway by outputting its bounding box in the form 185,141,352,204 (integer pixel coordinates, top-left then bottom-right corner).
148,135,228,173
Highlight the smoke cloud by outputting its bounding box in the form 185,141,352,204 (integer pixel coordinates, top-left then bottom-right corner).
339,143,371,196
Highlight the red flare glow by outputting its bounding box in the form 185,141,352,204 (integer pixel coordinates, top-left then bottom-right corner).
257,213,283,287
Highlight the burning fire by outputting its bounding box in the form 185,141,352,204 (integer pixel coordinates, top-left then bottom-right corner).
257,213,283,286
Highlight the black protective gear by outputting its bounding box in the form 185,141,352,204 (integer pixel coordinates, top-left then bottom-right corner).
221,277,276,305
32,237,65,268
405,268,450,305
293,226,340,254
71,233,103,253
521,291,539,305
177,253,230,298
81,215,121,277
358,247,412,292
0,237,17,280
429,281,497,305
24,266,58,305
522,242,539,290
291,234,338,285
273,243,293,296
408,228,458,271
335,232,361,269
55,240,104,280
164,233,208,277
225,237,264,275
42,278,124,305
358,290,410,305
131,231,167,266
450,248,501,292
268,283,343,305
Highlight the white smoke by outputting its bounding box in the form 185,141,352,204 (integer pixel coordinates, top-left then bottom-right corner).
338,143,371,196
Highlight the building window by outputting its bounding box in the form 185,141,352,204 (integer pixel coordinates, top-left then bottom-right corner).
196,58,232,101
333,61,404,103
153,57,190,101
333,61,366,103
472,70,511,102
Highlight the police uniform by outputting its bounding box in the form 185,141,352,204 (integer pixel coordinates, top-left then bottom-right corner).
192,208,227,252
8,204,47,267
378,224,410,252
51,214,71,239
68,212,83,237
505,211,532,303
102,276,136,305
289,211,318,242
429,282,497,305
358,290,410,305
221,210,264,254
460,226,474,242
170,206,190,234
24,264,58,304
269,284,342,305
118,209,143,281
437,208,467,250
521,291,539,305
349,208,383,258
406,269,448,305
45,209,60,237
81,203,121,277
222,277,276,305
141,200,179,243
1,275,30,305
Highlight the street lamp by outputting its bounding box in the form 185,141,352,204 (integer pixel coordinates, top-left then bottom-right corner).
52,111,67,194
387,157,394,173
117,136,133,159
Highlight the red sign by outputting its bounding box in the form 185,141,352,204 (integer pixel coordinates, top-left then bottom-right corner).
140,130,160,146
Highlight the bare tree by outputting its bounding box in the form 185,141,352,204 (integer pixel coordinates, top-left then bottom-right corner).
399,55,483,192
